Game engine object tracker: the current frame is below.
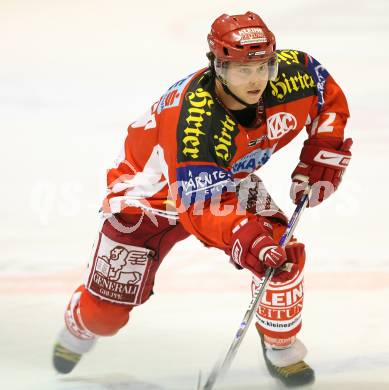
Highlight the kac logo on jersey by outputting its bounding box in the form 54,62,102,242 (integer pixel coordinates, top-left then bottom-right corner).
266,112,297,140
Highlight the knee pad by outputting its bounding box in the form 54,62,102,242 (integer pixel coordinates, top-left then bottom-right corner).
66,285,133,337
80,287,132,336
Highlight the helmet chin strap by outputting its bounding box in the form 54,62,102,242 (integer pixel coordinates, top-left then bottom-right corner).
219,79,258,109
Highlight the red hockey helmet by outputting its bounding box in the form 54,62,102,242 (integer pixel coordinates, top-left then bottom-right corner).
207,11,276,62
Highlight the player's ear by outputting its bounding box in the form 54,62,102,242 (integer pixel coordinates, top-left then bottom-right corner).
206,51,214,61
206,51,215,65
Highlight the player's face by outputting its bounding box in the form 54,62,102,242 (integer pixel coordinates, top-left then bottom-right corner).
225,61,269,104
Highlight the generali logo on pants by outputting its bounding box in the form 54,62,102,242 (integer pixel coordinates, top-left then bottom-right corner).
87,233,153,305
266,112,297,140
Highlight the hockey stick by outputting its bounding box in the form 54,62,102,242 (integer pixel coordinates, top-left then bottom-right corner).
199,189,311,390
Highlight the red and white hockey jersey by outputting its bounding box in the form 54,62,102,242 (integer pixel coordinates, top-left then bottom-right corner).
102,49,349,251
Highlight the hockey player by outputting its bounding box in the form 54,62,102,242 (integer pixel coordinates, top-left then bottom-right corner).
53,12,352,387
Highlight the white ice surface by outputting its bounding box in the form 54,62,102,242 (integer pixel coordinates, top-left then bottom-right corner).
1,0,389,389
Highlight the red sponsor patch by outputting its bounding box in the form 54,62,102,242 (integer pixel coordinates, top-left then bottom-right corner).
253,272,304,336
86,233,154,305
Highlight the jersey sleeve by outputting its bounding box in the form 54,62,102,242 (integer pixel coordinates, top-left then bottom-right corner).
304,53,350,141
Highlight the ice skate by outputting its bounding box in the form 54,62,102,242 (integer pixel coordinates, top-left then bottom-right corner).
257,327,315,387
52,327,97,374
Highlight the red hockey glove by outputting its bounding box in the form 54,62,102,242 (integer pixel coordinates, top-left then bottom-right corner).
290,137,353,207
273,241,305,283
230,217,288,279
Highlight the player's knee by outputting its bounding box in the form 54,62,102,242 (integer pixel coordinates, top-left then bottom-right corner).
79,289,133,336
